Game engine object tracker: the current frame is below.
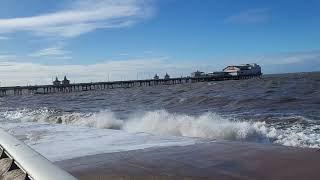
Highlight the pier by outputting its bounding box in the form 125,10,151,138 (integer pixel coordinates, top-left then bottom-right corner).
0,75,260,96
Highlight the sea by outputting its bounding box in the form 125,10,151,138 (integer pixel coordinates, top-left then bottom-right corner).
0,72,319,162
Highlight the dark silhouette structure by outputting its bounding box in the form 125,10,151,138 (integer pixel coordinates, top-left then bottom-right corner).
53,77,61,86
62,76,70,86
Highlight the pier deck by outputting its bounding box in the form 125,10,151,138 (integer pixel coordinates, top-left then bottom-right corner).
0,75,260,96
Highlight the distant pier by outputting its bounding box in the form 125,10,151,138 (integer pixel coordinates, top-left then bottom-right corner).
0,63,263,96
0,75,260,96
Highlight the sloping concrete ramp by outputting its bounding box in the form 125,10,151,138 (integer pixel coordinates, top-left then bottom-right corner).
56,141,320,180
0,129,77,180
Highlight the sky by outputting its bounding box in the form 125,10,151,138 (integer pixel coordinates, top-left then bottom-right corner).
0,0,319,86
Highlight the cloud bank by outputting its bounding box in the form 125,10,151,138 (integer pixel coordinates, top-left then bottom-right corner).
257,50,320,65
0,0,155,37
0,58,203,86
0,54,17,61
1,50,319,86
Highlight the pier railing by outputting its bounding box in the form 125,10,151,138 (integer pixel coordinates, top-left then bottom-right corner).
0,75,261,96
0,129,77,180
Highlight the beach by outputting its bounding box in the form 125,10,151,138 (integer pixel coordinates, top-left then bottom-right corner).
56,141,320,180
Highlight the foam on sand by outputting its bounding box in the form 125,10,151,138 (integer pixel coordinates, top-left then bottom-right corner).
1,122,197,162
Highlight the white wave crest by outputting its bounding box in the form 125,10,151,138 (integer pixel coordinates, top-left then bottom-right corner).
1,109,319,148
123,110,272,142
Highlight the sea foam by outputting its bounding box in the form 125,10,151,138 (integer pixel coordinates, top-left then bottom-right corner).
1,108,319,148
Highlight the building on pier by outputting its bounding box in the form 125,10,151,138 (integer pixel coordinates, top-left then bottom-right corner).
164,73,170,80
223,63,262,76
207,71,229,77
62,76,70,86
154,74,159,80
191,70,205,78
53,77,61,86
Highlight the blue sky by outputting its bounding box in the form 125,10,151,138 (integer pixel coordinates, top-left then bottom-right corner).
0,0,319,86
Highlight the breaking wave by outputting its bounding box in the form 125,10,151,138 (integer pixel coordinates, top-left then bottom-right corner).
1,108,319,148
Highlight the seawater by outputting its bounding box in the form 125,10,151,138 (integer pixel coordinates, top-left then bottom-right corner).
0,72,319,161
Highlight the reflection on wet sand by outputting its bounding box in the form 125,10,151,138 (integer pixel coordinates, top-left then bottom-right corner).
56,141,320,180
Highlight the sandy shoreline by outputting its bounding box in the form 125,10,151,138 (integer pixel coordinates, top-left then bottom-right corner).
55,141,320,180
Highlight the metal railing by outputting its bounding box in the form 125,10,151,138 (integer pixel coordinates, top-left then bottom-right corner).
0,129,77,180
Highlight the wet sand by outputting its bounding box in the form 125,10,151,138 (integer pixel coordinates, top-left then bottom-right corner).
56,141,320,180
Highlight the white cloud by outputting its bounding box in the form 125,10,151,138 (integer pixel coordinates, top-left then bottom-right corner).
119,53,130,56
0,36,9,40
227,8,271,24
257,50,320,65
0,0,155,37
30,47,70,58
0,54,17,61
